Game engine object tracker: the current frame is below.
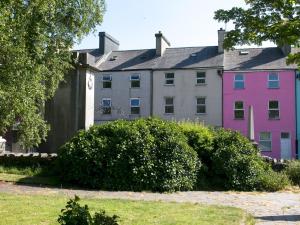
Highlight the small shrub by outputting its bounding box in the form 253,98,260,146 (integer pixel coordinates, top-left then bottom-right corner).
285,160,300,186
257,170,290,191
58,118,198,192
58,196,119,225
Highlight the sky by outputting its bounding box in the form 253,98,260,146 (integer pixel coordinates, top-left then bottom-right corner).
73,0,274,50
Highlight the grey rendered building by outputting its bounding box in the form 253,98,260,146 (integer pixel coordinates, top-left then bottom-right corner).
93,30,224,126
40,29,225,153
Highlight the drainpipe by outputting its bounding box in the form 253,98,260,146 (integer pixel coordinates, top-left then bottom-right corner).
150,70,154,117
296,70,299,159
75,66,80,131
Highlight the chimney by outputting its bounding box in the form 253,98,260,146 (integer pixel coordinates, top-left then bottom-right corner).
280,44,291,56
218,28,226,53
99,32,120,55
155,31,171,56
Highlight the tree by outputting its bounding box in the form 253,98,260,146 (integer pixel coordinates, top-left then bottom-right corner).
0,0,105,147
214,0,300,66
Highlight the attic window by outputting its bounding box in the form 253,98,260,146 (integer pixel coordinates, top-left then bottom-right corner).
190,53,197,57
239,51,249,55
109,56,118,61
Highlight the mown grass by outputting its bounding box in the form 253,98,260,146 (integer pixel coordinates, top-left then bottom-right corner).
0,166,61,186
0,193,254,225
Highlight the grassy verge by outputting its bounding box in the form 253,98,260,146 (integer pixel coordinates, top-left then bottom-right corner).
0,193,254,225
0,165,61,186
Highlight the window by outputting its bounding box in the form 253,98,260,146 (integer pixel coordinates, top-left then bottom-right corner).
268,73,279,88
130,74,140,88
234,74,244,89
165,97,174,114
281,132,290,139
259,132,272,151
268,100,279,119
165,73,174,85
102,75,112,88
196,97,206,114
196,72,206,84
234,101,244,119
130,98,140,115
102,98,111,114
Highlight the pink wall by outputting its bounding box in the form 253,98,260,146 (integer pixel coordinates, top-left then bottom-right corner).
223,71,296,159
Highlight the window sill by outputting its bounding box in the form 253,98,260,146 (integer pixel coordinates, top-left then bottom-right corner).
130,87,141,89
164,113,175,115
268,118,280,120
164,84,175,86
268,87,280,89
234,118,245,120
195,83,207,86
196,113,207,115
234,88,245,90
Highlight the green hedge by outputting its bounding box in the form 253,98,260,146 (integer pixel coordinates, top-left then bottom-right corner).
58,118,199,192
180,123,290,191
58,118,289,192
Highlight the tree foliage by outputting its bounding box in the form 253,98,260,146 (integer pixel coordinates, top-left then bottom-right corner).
0,0,105,147
214,0,300,66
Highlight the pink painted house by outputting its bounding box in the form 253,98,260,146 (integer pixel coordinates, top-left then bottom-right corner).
223,47,297,159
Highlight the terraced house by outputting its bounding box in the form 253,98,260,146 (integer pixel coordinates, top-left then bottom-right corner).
223,47,298,159
94,30,224,126
8,29,299,160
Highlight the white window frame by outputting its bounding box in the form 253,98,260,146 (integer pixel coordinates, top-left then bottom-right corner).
259,132,272,152
130,74,140,88
102,98,111,115
165,73,175,85
130,98,140,115
196,72,206,85
268,100,280,120
268,73,279,89
196,97,206,114
102,75,112,88
164,97,174,114
234,101,244,119
234,74,245,89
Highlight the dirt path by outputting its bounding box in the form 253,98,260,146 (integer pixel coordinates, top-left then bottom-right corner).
0,181,299,225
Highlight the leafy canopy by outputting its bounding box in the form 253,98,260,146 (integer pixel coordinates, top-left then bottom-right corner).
214,0,300,66
0,0,105,147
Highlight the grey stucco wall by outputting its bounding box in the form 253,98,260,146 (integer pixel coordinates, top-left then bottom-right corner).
41,67,95,153
152,69,222,126
94,71,152,122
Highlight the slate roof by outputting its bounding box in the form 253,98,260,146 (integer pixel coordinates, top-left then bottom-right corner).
224,47,298,71
98,49,159,71
74,46,298,71
155,46,223,69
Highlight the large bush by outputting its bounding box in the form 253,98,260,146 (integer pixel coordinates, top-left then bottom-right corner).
179,122,214,189
285,160,300,186
58,118,198,192
211,128,267,190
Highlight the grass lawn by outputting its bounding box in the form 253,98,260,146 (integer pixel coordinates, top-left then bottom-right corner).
0,166,61,186
0,193,254,225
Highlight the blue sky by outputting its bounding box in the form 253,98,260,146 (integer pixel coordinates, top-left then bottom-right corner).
73,0,273,50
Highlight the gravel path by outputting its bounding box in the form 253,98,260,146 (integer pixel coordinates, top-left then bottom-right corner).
0,182,299,225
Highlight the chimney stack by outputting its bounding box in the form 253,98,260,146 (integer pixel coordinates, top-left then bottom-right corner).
99,32,120,55
218,28,226,53
155,31,171,56
280,44,291,56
